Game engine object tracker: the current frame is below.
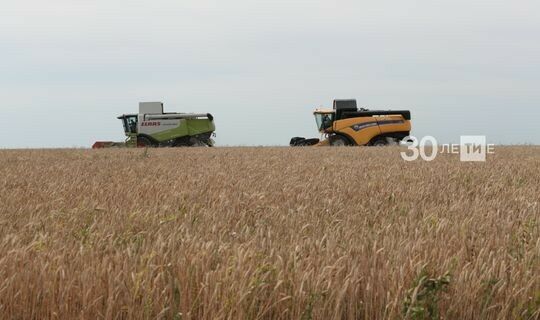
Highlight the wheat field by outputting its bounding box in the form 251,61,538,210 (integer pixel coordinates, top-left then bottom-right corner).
0,147,538,319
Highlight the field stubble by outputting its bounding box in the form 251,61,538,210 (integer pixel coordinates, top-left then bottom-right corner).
0,147,538,319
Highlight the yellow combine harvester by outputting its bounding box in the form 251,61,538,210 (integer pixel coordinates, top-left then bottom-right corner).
290,99,411,146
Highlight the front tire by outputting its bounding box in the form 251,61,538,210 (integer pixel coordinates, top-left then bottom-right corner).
137,136,155,148
329,135,351,146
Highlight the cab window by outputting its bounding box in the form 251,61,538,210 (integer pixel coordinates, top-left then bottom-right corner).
123,116,138,134
315,113,334,131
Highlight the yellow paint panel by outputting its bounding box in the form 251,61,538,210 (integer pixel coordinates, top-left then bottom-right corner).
333,115,410,145
334,117,381,145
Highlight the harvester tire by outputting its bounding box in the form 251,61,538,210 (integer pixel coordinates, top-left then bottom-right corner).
370,137,389,146
329,135,350,147
137,136,154,148
189,137,208,147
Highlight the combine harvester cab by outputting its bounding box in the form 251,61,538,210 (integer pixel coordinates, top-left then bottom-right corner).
94,102,215,148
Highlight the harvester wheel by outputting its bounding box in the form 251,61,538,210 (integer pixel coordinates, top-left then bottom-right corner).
172,137,190,147
329,135,350,146
137,136,154,148
371,137,389,146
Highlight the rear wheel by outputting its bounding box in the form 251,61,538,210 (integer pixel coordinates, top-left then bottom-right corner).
172,137,191,147
370,137,389,146
189,137,209,147
137,136,154,148
329,135,351,146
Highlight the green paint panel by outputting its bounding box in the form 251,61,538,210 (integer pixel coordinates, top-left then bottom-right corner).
150,119,215,142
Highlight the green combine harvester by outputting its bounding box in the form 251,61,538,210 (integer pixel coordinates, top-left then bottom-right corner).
93,102,215,148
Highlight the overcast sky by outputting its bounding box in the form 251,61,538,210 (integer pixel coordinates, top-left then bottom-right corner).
1,0,539,147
